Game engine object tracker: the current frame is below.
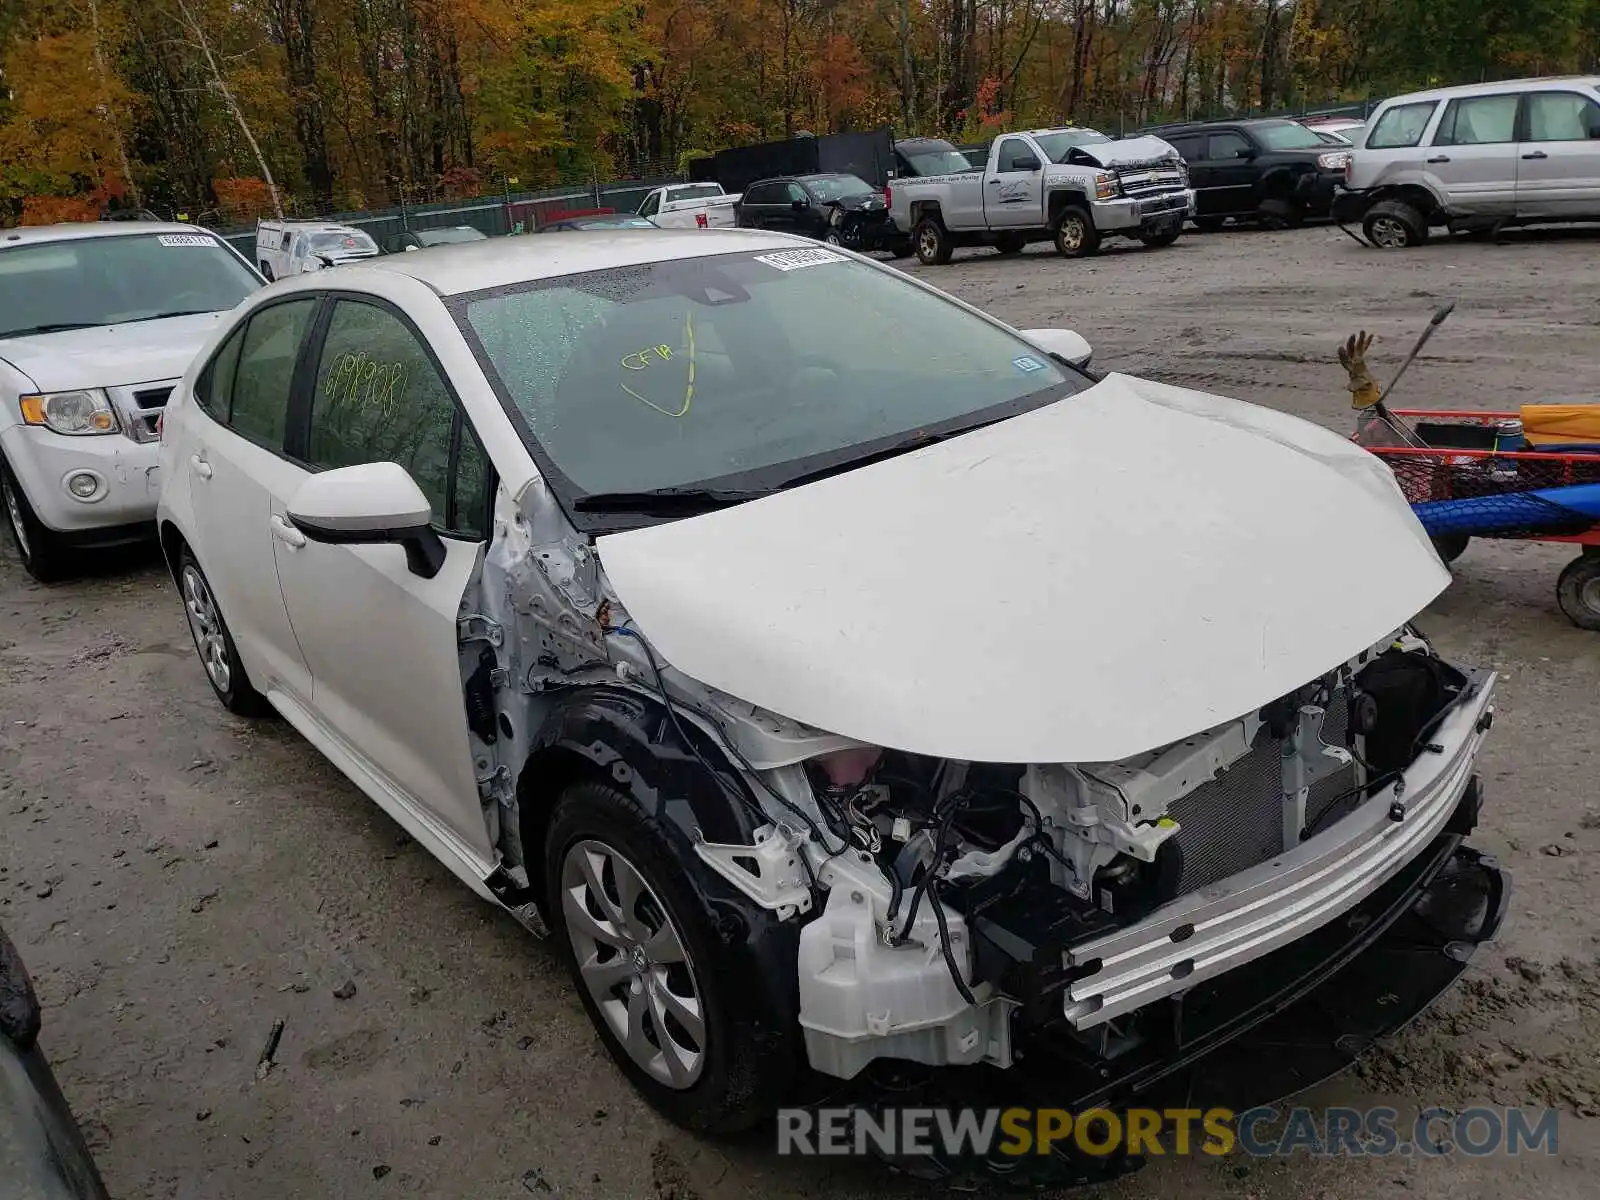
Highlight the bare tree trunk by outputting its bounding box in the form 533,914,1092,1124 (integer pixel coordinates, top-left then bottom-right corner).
898,0,916,131
83,0,140,205
174,0,283,218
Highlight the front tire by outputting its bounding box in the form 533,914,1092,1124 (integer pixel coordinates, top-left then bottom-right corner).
178,547,272,715
1257,197,1305,229
1431,534,1470,565
1556,554,1600,631
545,780,798,1133
1,453,73,583
1363,199,1429,249
913,217,953,265
1053,206,1101,258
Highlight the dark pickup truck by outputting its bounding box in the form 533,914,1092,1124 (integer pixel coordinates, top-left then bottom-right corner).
1139,117,1352,229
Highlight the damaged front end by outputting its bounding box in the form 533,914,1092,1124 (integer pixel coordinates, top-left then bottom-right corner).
682,628,1501,1092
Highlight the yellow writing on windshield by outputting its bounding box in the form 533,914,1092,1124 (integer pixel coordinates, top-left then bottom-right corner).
621,314,695,418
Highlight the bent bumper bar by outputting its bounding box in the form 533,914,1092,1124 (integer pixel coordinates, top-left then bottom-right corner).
1064,668,1496,1027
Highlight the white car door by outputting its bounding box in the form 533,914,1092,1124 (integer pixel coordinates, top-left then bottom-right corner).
270,293,497,872
1426,93,1520,214
1516,89,1600,219
985,136,1046,229
183,297,318,703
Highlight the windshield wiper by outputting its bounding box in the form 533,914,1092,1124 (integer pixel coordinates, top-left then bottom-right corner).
774,416,1012,492
1,322,99,336
573,486,775,514
117,309,218,324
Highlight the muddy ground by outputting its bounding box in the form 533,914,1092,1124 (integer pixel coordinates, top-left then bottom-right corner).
3,223,1600,1199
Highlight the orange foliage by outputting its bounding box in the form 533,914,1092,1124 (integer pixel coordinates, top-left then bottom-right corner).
21,195,102,224
213,176,278,224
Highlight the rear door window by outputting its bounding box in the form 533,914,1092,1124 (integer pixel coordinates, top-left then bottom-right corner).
1524,92,1600,142
229,299,316,451
1367,101,1438,149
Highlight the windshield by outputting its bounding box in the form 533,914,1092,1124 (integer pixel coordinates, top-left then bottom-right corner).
1032,129,1113,162
1311,129,1351,145
803,175,876,201
666,185,726,203
1251,121,1327,150
0,232,260,338
307,230,377,253
902,146,975,176
419,227,486,245
454,249,1083,508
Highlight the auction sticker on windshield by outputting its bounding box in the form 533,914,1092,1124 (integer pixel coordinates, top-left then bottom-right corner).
156,234,215,247
754,248,847,271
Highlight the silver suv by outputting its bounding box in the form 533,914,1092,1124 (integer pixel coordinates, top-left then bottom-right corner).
1334,75,1600,246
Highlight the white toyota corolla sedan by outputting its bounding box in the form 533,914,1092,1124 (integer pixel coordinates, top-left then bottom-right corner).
155,229,1506,1160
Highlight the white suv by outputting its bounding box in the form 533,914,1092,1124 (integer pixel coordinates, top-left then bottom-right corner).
155,230,1503,1159
1336,75,1600,246
0,223,263,580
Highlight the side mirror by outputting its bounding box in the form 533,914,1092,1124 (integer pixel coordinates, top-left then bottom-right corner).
791,198,809,212
1012,154,1042,172
1235,147,1258,160
287,462,446,579
1018,327,1094,370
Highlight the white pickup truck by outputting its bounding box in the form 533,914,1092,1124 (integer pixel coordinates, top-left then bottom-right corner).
636,183,742,229
888,126,1196,264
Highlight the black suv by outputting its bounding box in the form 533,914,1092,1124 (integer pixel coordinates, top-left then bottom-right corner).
734,173,911,255
1138,117,1351,229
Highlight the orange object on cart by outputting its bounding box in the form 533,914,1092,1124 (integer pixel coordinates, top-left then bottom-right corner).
1520,403,1600,447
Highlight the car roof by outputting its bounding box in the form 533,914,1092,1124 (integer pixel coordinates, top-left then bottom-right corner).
0,221,217,248
356,228,820,296
1379,75,1600,105
1141,116,1300,134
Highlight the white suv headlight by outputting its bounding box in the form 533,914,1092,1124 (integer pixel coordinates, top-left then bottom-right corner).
19,389,121,436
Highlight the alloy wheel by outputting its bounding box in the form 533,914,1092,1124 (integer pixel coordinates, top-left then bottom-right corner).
917,226,940,259
181,564,231,693
1058,216,1085,251
1368,216,1409,248
561,839,705,1088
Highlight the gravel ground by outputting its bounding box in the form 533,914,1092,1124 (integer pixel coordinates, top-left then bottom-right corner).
3,223,1600,1199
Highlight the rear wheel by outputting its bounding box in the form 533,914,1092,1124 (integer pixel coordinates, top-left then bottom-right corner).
1,454,72,583
545,780,797,1133
178,547,272,715
1363,200,1429,249
913,217,953,265
1556,554,1600,631
1053,206,1101,258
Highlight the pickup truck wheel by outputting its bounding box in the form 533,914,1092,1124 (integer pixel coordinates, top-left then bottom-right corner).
1053,207,1100,258
546,779,798,1133
1,454,73,583
914,218,954,265
1363,200,1429,248
1556,554,1600,631
994,233,1026,256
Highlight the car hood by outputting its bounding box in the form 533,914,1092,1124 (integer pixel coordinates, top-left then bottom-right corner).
596,372,1448,764
0,311,229,391
1061,135,1178,169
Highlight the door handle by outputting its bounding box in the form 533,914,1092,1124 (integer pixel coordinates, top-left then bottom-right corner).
987,179,1002,185
269,514,306,549
1522,151,1548,160
1426,155,1451,164
189,453,212,480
